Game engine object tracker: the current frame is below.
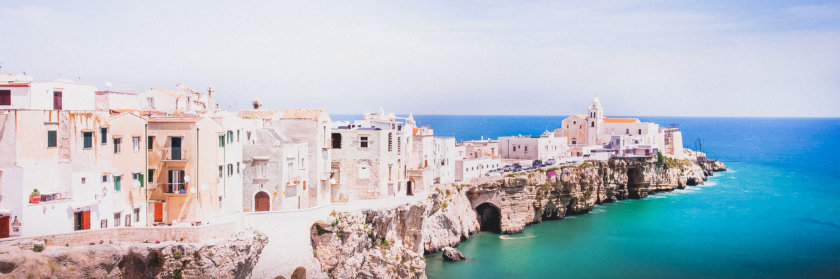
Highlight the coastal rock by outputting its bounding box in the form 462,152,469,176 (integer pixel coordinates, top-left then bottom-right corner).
0,230,268,278
441,247,465,262
422,187,480,253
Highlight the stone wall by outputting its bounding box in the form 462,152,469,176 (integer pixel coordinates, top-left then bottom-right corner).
0,220,241,248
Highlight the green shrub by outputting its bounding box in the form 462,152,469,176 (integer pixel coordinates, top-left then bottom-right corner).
32,244,45,253
315,224,332,235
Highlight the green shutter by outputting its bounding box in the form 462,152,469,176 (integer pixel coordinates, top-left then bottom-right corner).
139,173,144,188
114,176,121,191
47,130,57,147
147,169,154,183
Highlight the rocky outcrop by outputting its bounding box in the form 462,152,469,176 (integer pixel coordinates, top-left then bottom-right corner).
0,230,268,278
467,156,724,234
441,247,465,262
310,187,478,279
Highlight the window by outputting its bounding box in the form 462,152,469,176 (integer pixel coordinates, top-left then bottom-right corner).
133,173,143,188
626,129,630,135
114,175,122,191
146,97,155,109
219,135,225,147
82,132,93,149
331,133,342,149
227,131,233,143
167,170,185,193
236,162,240,174
133,137,140,152
81,177,86,184
147,169,154,183
147,136,154,150
218,165,223,178
247,131,252,141
525,146,528,152
398,138,402,154
513,146,516,152
114,213,121,227
591,122,595,127
133,208,140,223
638,129,642,135
53,91,62,110
125,214,131,227
102,175,108,183
100,128,108,144
113,137,121,153
237,130,240,142
47,130,57,147
228,164,233,176
0,90,10,105
360,136,369,148
388,133,393,152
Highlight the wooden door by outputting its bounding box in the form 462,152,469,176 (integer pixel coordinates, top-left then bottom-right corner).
154,203,163,222
81,211,90,230
53,91,62,110
0,216,9,238
254,192,270,212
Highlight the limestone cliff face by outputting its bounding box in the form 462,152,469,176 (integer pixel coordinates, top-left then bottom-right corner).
468,157,724,234
310,190,478,279
0,230,267,279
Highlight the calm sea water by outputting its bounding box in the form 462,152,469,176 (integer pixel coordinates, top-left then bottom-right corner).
379,115,840,279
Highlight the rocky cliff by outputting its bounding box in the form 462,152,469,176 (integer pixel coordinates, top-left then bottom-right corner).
309,189,478,279
311,154,725,278
0,230,267,279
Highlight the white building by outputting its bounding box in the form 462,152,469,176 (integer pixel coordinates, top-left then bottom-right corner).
1,74,96,111
272,109,332,208
498,132,569,162
455,157,501,183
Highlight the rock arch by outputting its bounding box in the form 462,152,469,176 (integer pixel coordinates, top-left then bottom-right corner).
475,202,501,233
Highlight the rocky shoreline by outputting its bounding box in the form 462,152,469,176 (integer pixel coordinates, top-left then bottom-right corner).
0,230,267,278
310,152,726,278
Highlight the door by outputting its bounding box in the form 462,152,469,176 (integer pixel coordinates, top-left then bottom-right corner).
254,192,270,212
53,91,62,110
170,137,182,160
154,203,163,222
407,181,414,196
81,211,90,230
0,216,9,238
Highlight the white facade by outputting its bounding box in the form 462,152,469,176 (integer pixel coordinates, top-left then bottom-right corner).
0,75,96,111
498,132,569,161
455,157,501,183
212,113,245,215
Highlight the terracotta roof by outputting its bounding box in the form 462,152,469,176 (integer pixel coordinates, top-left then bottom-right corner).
148,116,202,122
110,109,166,116
0,83,30,87
281,108,326,120
603,118,640,124
96,91,137,95
238,109,278,119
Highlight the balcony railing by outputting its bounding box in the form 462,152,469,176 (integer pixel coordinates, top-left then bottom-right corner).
162,183,186,194
162,148,187,161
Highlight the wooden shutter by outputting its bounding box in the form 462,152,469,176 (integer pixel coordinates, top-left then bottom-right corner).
81,211,90,230
0,90,10,106
0,216,9,238
53,91,62,110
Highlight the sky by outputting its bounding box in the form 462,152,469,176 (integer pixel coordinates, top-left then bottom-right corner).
1,1,839,117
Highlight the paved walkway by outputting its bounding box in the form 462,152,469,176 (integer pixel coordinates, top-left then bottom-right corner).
243,193,428,279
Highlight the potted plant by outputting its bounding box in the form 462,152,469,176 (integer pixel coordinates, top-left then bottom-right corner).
30,189,41,204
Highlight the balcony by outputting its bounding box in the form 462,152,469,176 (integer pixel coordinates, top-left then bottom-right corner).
162,148,187,162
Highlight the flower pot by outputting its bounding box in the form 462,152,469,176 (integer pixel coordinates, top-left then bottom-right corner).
29,195,41,204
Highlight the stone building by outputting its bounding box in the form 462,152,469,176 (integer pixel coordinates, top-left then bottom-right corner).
0,110,147,238
241,128,309,211
0,74,96,111
408,125,457,192
146,116,223,225
271,109,332,208
330,109,415,200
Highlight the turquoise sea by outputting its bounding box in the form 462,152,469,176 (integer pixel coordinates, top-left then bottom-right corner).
392,116,840,279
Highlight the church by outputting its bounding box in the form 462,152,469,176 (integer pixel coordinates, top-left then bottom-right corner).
554,98,683,158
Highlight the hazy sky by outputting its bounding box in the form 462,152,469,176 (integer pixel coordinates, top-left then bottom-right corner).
2,1,839,117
